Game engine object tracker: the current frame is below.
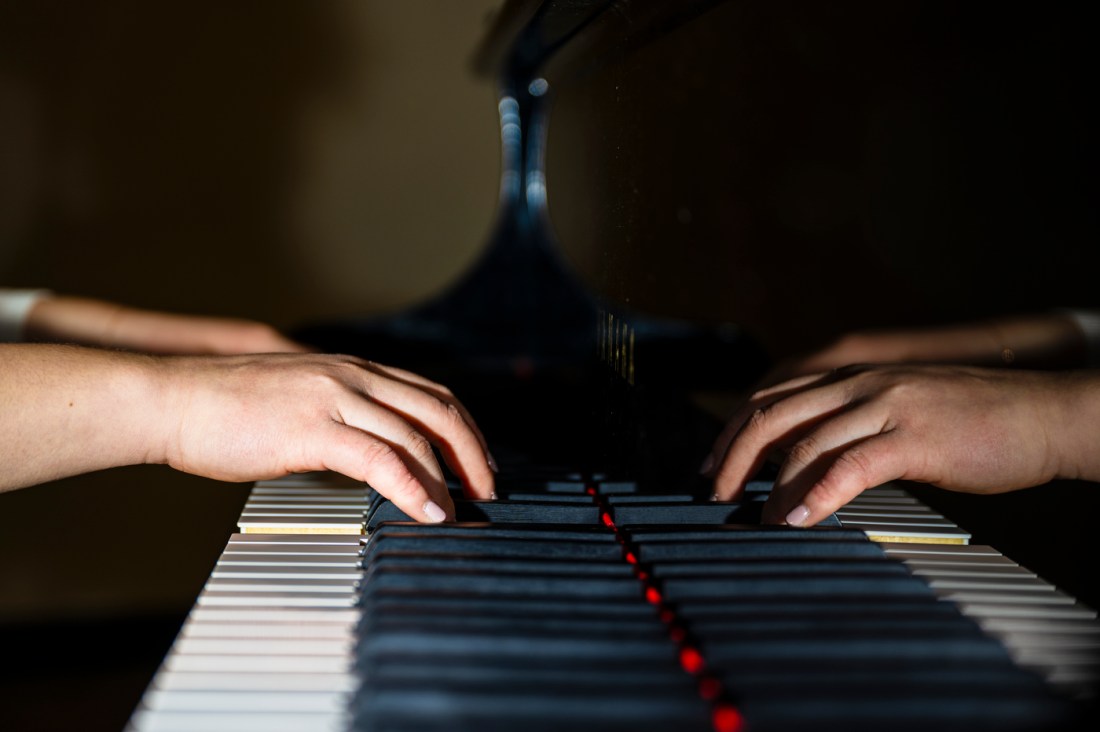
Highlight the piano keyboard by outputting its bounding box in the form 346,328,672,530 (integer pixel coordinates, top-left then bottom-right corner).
128,476,1098,732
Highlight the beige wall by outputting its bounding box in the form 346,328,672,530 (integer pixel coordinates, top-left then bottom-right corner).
0,0,503,329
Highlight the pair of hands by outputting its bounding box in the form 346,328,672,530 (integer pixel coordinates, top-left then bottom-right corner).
704,318,1098,527
14,296,494,521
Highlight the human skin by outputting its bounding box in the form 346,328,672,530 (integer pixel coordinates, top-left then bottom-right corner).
704,364,1100,527
23,295,309,355
0,344,495,522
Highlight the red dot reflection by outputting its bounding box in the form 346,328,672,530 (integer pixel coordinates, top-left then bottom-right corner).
680,647,705,675
713,704,745,732
699,677,722,701
624,551,638,565
645,587,662,604
600,512,615,527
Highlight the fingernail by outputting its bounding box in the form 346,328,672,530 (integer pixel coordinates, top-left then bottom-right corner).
423,500,448,523
490,491,498,501
785,505,811,527
710,493,719,502
487,452,499,473
699,454,715,475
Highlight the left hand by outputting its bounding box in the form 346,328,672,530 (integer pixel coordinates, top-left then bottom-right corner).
704,364,1073,527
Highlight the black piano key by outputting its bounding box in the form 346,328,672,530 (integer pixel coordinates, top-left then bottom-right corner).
366,500,600,530
660,574,935,601
594,481,639,494
636,538,887,562
605,494,694,504
491,477,588,494
356,628,679,664
610,502,760,525
715,661,1059,692
626,525,869,542
368,523,615,542
702,633,1013,664
361,554,635,577
361,613,665,637
675,596,956,620
358,570,643,599
364,534,624,561
649,558,913,578
731,691,1072,732
364,594,661,619
487,492,595,503
370,660,694,692
353,689,711,732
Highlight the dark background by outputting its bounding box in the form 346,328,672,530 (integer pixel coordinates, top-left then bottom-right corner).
2,1,1098,730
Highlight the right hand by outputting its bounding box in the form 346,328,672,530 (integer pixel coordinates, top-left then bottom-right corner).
157,353,495,522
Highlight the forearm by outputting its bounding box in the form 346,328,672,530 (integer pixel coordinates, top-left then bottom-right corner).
0,344,168,491
23,295,303,355
836,314,1087,369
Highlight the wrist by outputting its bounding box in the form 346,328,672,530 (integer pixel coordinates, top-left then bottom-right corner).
1047,371,1100,482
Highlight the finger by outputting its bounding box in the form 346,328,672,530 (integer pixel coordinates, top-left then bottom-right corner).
711,377,852,501
361,362,493,458
357,373,495,499
771,402,889,499
318,422,455,522
332,397,449,500
762,431,907,527
704,371,834,477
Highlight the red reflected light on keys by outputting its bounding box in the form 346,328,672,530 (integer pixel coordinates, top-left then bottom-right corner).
712,704,745,732
660,609,675,623
645,587,662,605
586,487,597,496
680,646,705,675
624,551,638,565
600,512,615,527
699,677,722,701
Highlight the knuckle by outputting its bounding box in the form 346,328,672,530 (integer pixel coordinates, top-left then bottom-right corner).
361,439,399,471
405,431,435,462
834,447,874,482
442,402,465,430
786,437,820,468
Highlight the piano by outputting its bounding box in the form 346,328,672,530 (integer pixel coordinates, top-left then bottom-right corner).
126,0,1100,730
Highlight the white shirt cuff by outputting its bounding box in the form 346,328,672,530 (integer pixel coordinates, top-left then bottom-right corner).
0,288,52,342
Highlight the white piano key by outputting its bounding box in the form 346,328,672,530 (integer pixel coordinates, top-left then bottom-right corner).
955,601,1098,621
129,709,345,732
209,567,360,580
179,623,352,640
195,594,355,608
187,608,360,624
883,543,1002,557
202,579,358,593
143,689,345,713
150,671,356,693
216,557,359,568
164,654,351,674
171,638,350,657
920,576,1061,592
935,589,1080,606
226,533,362,546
